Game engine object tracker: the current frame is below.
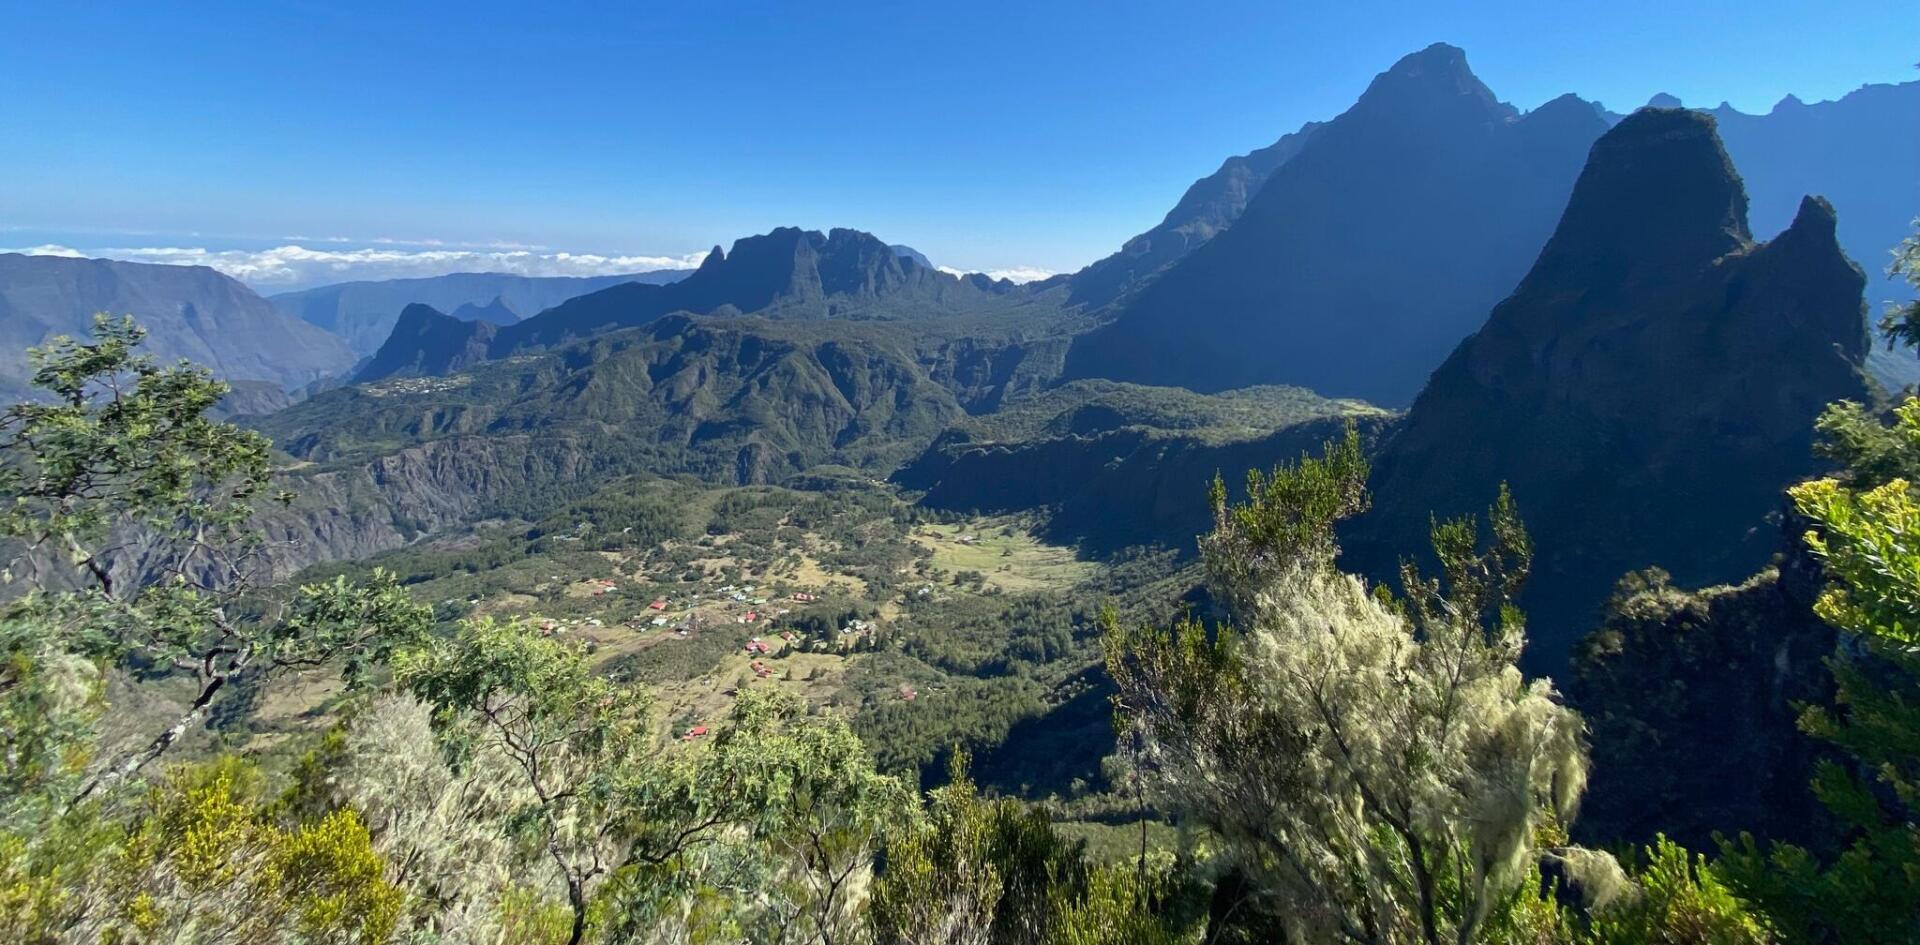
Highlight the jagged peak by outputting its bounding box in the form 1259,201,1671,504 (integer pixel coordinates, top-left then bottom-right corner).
1532,107,1751,279
396,302,452,324
697,244,725,271
1761,195,1855,284
1353,42,1509,119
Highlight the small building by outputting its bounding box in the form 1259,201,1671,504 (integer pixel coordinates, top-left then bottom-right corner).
682,725,709,741
648,599,668,611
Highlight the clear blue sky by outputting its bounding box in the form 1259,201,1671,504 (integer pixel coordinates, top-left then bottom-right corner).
1,0,1911,278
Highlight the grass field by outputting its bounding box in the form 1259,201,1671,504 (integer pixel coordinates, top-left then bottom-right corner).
912,520,1094,592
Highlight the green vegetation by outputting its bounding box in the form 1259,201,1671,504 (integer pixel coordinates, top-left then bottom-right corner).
8,226,1920,945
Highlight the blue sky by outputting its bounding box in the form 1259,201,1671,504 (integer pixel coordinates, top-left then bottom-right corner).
1,0,1912,287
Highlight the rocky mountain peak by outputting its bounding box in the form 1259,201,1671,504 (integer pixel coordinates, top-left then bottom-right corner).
1526,108,1750,290
1353,108,1872,670
1351,42,1512,122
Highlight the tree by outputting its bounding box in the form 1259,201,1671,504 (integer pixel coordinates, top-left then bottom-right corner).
1873,220,1920,354
396,617,661,945
871,754,1200,945
1715,224,1920,944
0,315,433,803
1106,430,1587,945
91,757,404,945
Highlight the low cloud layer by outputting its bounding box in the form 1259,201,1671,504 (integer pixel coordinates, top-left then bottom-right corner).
938,265,1056,284
2,241,1058,291
0,243,712,291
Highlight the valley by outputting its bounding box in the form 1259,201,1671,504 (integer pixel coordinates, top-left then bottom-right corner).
5,18,1919,943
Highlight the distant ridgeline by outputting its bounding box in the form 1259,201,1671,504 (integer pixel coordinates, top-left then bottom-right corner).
269,269,692,360
0,252,356,399
351,228,1032,383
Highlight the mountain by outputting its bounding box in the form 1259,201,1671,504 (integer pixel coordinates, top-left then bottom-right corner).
270,270,689,358
890,244,935,268
1066,120,1323,308
895,381,1391,551
1703,83,1920,386
356,303,501,381
356,227,1032,382
251,313,973,575
447,296,520,326
1062,44,1609,406
1349,108,1874,671
0,253,355,396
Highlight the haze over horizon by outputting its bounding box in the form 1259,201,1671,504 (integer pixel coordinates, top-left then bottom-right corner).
3,0,1913,289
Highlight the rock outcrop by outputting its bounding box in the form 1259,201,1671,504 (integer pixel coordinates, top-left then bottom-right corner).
1351,108,1873,670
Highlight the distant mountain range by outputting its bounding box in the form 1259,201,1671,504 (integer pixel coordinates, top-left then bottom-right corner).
1060,49,1915,402
354,227,1027,382
269,270,691,358
0,253,355,397
1349,108,1873,669
1062,44,1612,406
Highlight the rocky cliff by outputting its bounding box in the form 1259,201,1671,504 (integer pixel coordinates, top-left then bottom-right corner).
1351,108,1873,670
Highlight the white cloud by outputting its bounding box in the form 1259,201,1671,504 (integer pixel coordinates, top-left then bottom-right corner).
4,244,88,258
938,265,1056,284
0,243,710,290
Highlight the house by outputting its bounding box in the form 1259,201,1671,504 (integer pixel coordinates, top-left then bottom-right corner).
648,599,668,611
650,617,669,627
744,639,770,654
899,685,917,702
792,592,817,603
741,611,760,624
682,725,709,741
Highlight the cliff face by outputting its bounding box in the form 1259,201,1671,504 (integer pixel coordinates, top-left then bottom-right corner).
896,381,1392,551
1063,44,1609,405
1570,536,1836,851
1351,108,1873,670
0,253,355,395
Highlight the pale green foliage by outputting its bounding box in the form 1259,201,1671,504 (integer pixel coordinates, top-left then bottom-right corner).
1588,839,1771,945
0,616,104,829
870,765,1003,945
1712,434,1920,940
398,617,653,945
93,757,404,945
1202,421,1370,615
1111,445,1589,944
871,755,1200,945
292,695,531,943
1040,858,1200,945
1793,475,1920,647
602,687,910,944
